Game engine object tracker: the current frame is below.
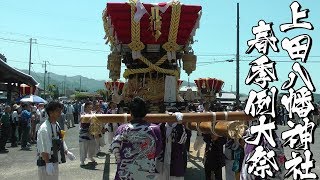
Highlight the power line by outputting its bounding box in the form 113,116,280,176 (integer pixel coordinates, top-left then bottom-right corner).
0,37,28,43
0,30,102,46
7,59,42,65
37,42,108,53
49,64,109,68
0,37,109,53
31,66,43,84
6,58,124,68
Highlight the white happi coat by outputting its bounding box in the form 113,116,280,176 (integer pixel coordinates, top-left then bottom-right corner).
37,120,68,180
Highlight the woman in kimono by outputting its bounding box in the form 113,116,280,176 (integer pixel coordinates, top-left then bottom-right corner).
79,101,97,166
156,107,188,180
110,97,162,180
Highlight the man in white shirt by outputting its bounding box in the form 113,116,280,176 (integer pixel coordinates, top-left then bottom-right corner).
80,101,85,115
36,103,46,132
66,103,74,128
37,101,76,180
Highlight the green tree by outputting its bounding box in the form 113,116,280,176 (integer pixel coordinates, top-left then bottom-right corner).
96,89,107,101
74,92,92,101
53,86,59,99
47,84,56,98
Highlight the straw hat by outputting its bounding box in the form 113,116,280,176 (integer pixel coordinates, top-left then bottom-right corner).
13,104,20,110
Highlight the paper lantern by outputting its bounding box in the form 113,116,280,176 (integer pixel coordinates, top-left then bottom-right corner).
182,53,197,75
177,79,183,87
104,81,125,91
194,78,224,94
20,84,36,96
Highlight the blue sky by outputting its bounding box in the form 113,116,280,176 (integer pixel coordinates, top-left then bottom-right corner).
0,0,319,94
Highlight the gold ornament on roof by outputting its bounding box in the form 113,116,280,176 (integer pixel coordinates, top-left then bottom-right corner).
108,52,121,81
102,9,115,47
150,6,162,41
123,2,180,79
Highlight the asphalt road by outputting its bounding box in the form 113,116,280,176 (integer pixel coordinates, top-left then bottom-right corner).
0,124,319,180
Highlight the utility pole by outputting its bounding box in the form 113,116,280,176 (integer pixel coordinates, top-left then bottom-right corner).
236,3,240,108
47,72,50,86
28,38,37,75
79,76,82,92
43,61,48,99
64,75,67,96
59,82,63,96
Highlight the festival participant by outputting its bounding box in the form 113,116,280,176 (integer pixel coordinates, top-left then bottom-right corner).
197,100,204,112
224,139,243,180
79,101,97,166
203,133,227,180
30,106,38,144
93,100,106,156
29,111,36,144
57,111,66,131
20,103,32,150
194,102,211,158
225,106,245,180
240,129,286,180
182,106,192,155
156,107,187,180
106,101,119,146
11,104,20,147
36,103,46,132
36,101,76,180
0,105,11,152
73,101,80,124
66,103,75,128
17,105,23,145
110,97,162,179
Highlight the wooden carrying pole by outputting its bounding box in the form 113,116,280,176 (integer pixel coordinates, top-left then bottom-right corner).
81,111,253,123
81,111,253,138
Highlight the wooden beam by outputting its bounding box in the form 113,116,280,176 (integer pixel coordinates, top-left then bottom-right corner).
81,111,253,123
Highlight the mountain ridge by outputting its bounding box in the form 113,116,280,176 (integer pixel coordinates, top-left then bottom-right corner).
20,70,105,92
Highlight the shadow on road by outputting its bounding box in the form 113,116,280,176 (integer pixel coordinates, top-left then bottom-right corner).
80,161,99,170
103,154,111,180
185,155,205,180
